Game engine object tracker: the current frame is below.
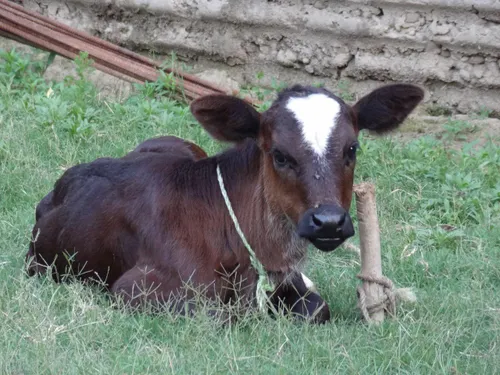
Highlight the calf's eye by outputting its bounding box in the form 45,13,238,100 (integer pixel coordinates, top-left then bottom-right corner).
346,142,359,160
273,150,288,168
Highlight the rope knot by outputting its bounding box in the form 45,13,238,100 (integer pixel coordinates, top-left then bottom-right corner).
356,274,396,322
356,274,417,323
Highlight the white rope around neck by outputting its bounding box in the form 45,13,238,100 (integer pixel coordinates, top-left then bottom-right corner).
216,164,275,313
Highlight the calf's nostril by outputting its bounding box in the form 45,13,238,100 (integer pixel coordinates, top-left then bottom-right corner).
337,212,346,226
311,211,346,230
311,210,347,230
312,214,323,227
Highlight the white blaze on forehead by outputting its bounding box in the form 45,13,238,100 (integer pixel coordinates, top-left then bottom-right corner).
286,93,341,157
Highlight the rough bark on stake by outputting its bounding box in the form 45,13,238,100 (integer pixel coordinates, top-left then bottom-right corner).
354,182,396,324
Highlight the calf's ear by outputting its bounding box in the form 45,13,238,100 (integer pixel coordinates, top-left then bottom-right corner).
190,95,260,143
353,84,424,134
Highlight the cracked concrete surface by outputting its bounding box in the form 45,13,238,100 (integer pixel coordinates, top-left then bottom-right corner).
17,0,500,114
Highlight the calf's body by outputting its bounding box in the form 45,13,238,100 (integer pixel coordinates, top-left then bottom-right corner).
27,84,424,323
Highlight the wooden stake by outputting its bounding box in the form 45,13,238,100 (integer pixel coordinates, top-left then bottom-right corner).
353,182,388,323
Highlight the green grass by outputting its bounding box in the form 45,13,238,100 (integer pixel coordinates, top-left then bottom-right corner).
1,48,499,374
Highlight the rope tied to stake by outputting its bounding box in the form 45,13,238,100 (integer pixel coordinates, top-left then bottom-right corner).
356,274,396,322
356,274,417,323
216,164,275,313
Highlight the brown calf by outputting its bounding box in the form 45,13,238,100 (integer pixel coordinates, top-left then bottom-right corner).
26,84,423,323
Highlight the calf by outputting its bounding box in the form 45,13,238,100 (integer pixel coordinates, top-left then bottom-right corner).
34,136,208,222
26,84,423,323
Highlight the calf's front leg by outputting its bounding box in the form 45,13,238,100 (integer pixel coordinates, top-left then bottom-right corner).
269,272,330,324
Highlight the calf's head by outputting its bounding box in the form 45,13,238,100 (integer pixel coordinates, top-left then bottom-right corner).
191,84,424,251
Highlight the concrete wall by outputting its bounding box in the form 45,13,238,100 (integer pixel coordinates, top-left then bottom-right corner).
23,0,500,115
